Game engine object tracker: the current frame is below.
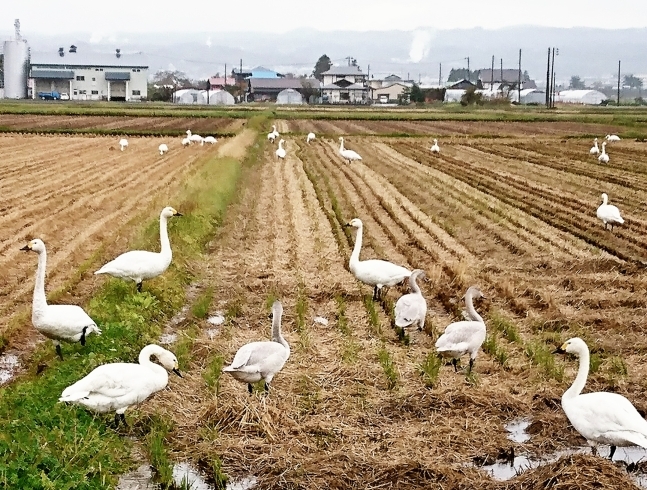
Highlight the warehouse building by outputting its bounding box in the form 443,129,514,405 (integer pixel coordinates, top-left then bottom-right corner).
29,46,149,101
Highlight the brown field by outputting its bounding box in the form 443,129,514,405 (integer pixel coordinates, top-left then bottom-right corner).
139,129,647,488
0,114,243,133
0,133,223,353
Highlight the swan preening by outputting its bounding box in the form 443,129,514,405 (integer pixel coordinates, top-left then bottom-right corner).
268,125,279,143
430,139,440,153
223,300,290,393
59,344,181,427
589,138,599,155
276,139,286,159
435,286,487,373
306,132,316,143
21,239,101,360
345,218,411,300
339,137,362,163
598,142,609,163
119,138,128,151
606,134,621,142
554,338,647,460
158,143,169,155
596,193,624,231
203,136,217,145
394,269,427,331
94,206,183,292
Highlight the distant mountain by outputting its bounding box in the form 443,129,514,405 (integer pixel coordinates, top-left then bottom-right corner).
3,26,646,85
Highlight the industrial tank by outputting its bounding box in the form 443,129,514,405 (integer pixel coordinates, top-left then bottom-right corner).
3,19,30,99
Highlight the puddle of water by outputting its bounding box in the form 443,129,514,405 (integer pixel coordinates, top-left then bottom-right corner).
159,333,177,345
207,313,225,326
207,329,219,340
313,316,329,326
0,353,20,385
227,475,257,490
116,464,156,490
173,462,212,490
505,417,531,443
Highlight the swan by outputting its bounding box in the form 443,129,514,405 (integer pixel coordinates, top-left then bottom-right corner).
223,300,290,393
606,134,621,142
95,206,183,292
181,137,191,147
267,125,278,143
589,138,599,155
59,344,181,427
554,337,647,460
306,132,316,143
158,143,168,155
339,137,362,163
186,129,203,145
430,138,440,153
435,286,487,374
119,138,128,151
276,139,286,159
598,141,609,163
597,193,624,231
394,269,427,331
344,218,411,300
203,136,217,145
21,239,101,360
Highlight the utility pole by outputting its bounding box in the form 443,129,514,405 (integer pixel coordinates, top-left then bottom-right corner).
546,47,551,108
500,58,503,94
224,63,227,87
490,55,494,90
550,48,556,108
439,63,442,87
518,49,522,104
617,60,621,106
552,71,556,108
465,57,470,81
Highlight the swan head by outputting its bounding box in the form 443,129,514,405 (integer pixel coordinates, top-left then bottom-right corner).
554,337,587,356
161,206,183,218
344,218,363,229
339,137,344,142
20,238,46,253
593,138,598,142
462,285,486,301
150,346,182,377
601,193,608,203
433,139,438,143
270,300,283,319
411,269,426,280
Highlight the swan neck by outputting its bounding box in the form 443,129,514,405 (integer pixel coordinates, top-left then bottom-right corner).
564,348,589,400
271,311,288,349
33,249,48,312
602,195,608,205
159,214,171,255
409,274,421,295
339,139,345,152
349,225,363,268
465,292,483,323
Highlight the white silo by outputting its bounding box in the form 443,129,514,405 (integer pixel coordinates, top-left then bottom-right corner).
3,19,30,99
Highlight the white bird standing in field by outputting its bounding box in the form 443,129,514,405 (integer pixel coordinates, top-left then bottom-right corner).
339,137,362,163
344,218,411,300
158,143,169,155
430,138,440,153
21,239,101,360
394,269,427,331
119,138,128,151
435,286,487,374
606,134,621,142
276,139,286,159
181,137,191,147
186,129,203,145
596,193,624,231
223,300,290,394
598,141,609,163
94,206,183,292
59,344,182,427
306,132,316,143
203,136,217,145
589,138,599,155
554,337,647,460
267,125,279,143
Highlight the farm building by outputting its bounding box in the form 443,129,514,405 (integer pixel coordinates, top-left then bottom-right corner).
173,89,207,105
371,83,411,104
513,88,546,104
555,90,607,105
444,89,466,102
208,76,234,90
276,88,304,105
321,64,369,104
478,69,536,91
30,47,148,101
247,77,318,102
207,90,235,105
448,79,481,90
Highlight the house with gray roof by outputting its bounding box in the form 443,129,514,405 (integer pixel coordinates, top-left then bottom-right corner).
29,46,149,101
321,64,368,104
247,77,319,101
478,69,536,91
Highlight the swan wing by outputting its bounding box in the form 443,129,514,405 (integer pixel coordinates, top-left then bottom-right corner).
353,259,411,286
224,341,287,373
435,321,486,352
60,363,140,401
95,250,169,278
395,294,426,327
36,305,99,341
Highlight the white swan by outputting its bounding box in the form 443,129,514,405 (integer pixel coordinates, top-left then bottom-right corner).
345,218,411,300
598,141,609,163
203,136,217,145
21,239,101,360
276,139,286,159
267,125,278,143
181,137,191,147
119,138,128,151
394,269,427,331
589,138,599,155
158,143,168,155
606,134,621,142
223,300,290,393
597,193,624,231
554,337,647,460
59,344,181,427
306,132,316,143
435,286,487,373
186,129,203,145
430,138,440,153
95,206,182,292
339,137,362,163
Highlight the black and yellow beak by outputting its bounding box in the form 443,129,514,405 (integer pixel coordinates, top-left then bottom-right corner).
552,344,567,355
174,211,183,217
20,245,31,251
173,368,183,377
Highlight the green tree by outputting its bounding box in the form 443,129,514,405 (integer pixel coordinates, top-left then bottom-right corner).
299,79,319,103
624,74,643,90
460,86,483,106
409,83,425,103
447,68,479,83
569,75,586,89
313,54,332,81
397,86,411,105
151,70,191,88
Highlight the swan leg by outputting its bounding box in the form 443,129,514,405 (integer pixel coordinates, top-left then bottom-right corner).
80,326,88,346
452,358,458,372
136,282,143,293
264,382,270,393
372,286,379,301
55,343,64,361
247,383,253,394
609,445,616,460
468,358,475,374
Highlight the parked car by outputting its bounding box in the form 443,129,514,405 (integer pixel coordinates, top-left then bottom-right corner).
60,92,70,100
37,91,61,100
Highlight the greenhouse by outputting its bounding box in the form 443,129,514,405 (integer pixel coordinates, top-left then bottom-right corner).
276,88,304,105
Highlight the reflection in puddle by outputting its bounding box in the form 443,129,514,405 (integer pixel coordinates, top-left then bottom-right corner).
116,464,155,490
505,417,531,443
0,353,20,385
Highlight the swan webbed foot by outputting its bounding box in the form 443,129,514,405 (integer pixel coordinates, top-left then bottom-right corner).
136,282,143,293
609,445,616,460
80,326,88,346
56,344,64,361
247,383,253,394
452,358,458,372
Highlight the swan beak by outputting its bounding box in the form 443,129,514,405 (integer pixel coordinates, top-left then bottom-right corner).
344,223,351,228
173,368,183,377
174,212,183,217
20,244,31,251
552,345,566,354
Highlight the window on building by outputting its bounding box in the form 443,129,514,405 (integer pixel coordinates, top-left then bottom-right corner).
95,68,99,71
136,69,140,72
91,90,99,95
132,90,141,95
92,77,96,81
79,90,87,94
76,75,85,81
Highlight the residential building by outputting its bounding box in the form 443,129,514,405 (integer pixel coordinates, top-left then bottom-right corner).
448,79,481,90
321,64,368,104
208,76,234,90
367,74,414,103
478,69,536,91
29,47,148,101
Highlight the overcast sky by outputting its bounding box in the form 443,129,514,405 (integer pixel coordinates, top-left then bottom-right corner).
2,0,647,36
